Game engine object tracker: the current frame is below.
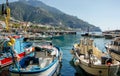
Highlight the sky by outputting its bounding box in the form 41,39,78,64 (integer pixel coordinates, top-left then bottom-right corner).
1,0,120,31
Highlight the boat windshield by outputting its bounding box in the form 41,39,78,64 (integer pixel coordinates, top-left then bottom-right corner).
113,41,119,46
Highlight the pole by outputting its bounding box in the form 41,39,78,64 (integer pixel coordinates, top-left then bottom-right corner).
4,0,10,32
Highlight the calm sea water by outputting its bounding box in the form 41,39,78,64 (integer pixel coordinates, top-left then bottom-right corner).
52,32,120,76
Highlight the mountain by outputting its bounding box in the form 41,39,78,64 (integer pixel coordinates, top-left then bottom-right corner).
0,0,101,31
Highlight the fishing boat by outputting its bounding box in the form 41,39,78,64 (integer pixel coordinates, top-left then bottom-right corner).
0,35,34,68
71,37,119,76
28,34,53,40
105,37,120,61
103,30,120,39
9,42,62,76
81,33,89,37
81,32,104,38
0,0,35,70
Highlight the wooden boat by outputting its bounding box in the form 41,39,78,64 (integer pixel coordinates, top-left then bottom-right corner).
0,35,34,68
105,37,120,61
9,42,62,76
71,37,119,76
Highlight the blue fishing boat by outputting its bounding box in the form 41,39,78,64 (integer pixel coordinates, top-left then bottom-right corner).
9,42,62,76
0,35,34,68
0,0,34,69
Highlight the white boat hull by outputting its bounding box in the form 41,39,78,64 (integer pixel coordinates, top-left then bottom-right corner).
10,60,59,76
79,60,119,76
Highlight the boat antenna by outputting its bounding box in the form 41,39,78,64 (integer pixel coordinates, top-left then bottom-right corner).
6,0,9,6
1,4,5,15
87,26,89,36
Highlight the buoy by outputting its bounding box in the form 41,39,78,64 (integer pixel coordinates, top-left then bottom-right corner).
7,37,16,46
107,62,111,66
10,38,15,44
74,59,79,66
7,42,12,46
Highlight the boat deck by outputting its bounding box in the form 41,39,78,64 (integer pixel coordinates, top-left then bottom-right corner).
79,55,101,65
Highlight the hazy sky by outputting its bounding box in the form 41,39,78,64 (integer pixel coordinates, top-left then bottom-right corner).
1,0,120,31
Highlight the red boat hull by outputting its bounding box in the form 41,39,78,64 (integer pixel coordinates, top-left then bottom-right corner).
0,52,25,68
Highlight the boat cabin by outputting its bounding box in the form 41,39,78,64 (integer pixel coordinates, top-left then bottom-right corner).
110,37,120,51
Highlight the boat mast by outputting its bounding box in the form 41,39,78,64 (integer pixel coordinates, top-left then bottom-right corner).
87,26,92,65
2,0,10,32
